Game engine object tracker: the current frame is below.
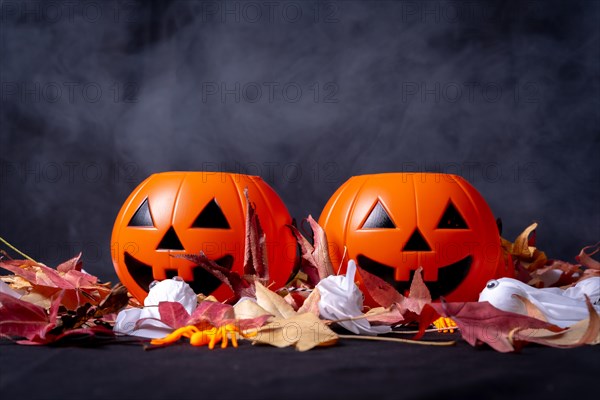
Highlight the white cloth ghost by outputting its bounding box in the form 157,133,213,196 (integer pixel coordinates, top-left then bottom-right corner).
114,277,197,338
478,277,600,328
317,260,391,335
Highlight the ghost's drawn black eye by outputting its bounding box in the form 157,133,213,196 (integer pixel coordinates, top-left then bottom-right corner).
361,201,395,229
486,280,499,289
191,198,230,229
128,198,155,227
437,200,468,229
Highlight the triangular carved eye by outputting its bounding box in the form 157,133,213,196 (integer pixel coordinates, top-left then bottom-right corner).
192,199,230,229
437,200,468,229
402,228,431,251
128,198,155,227
157,227,185,250
361,201,395,229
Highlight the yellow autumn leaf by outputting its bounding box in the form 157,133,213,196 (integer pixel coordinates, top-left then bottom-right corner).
249,312,338,352
254,281,296,319
233,298,272,320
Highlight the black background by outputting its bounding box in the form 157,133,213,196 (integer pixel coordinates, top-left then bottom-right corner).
1,1,599,281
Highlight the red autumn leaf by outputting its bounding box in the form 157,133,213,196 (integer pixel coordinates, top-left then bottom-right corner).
306,216,335,279
150,300,271,333
355,264,404,308
288,225,320,285
288,216,335,286
157,301,191,329
0,292,51,340
189,300,236,327
0,257,110,309
399,267,432,316
427,300,562,352
243,188,269,281
176,252,254,300
365,304,405,326
189,300,271,331
56,253,83,273
356,265,432,325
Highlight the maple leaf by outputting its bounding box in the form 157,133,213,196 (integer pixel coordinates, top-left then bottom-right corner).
56,253,83,273
94,283,129,317
288,216,335,286
235,282,337,350
144,300,270,333
576,242,600,270
176,252,254,301
155,302,191,329
356,264,404,308
0,256,111,310
501,223,547,281
0,291,112,345
365,305,404,326
420,300,562,352
297,288,321,316
356,263,431,323
254,281,296,319
398,267,432,316
251,312,338,351
243,188,269,282
0,292,54,340
511,297,600,348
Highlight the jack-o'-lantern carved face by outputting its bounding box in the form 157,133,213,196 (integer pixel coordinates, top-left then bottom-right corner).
111,172,296,302
319,173,513,301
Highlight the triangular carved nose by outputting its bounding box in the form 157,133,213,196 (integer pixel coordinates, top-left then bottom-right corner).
157,227,184,250
402,228,431,251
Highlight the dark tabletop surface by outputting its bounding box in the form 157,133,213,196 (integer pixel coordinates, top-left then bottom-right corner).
1,334,598,400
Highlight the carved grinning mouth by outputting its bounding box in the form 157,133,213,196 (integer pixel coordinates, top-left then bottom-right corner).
124,252,233,295
356,254,472,300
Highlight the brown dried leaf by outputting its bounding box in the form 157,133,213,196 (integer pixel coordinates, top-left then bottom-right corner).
512,223,538,258
502,223,547,277
95,283,129,317
576,242,600,270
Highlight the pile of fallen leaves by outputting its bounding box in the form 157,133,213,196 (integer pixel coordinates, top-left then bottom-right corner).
0,253,128,344
1,215,599,352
